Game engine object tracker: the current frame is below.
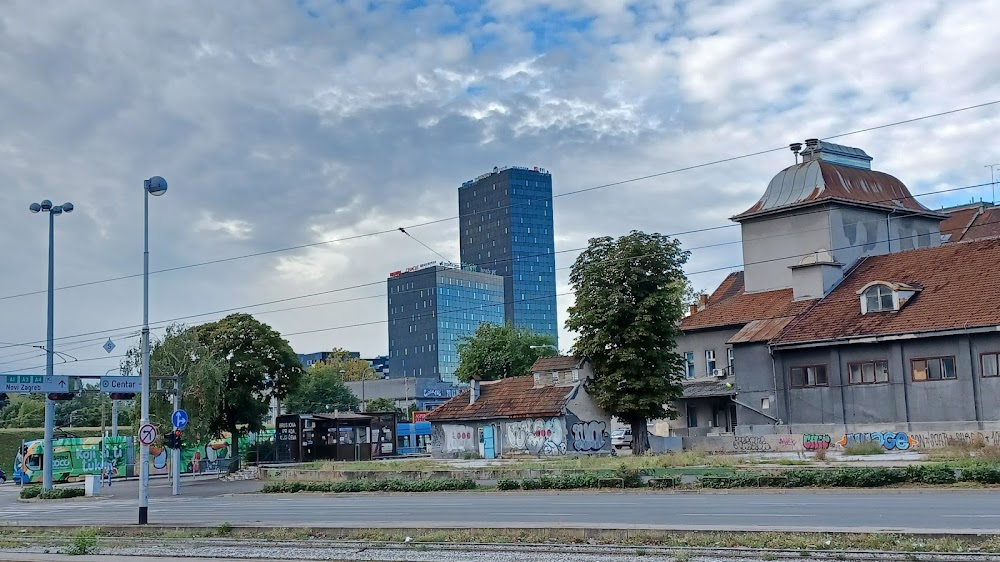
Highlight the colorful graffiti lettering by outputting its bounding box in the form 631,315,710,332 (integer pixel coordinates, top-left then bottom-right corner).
732,435,772,453
803,434,831,450
571,421,607,452
506,418,566,456
837,431,918,451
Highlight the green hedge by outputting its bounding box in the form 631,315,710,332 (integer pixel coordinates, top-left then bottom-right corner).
705,465,972,489
19,486,85,500
261,478,477,494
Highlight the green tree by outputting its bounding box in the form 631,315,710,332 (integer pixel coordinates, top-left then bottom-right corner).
192,314,304,471
365,397,396,413
0,394,45,428
283,362,358,415
454,324,558,383
320,348,378,381
122,325,227,444
566,231,691,454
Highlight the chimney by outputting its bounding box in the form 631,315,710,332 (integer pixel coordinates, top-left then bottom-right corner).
699,293,709,307
470,377,481,405
789,142,802,164
689,304,698,316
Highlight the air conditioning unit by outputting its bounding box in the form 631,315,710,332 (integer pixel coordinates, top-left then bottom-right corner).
712,368,726,378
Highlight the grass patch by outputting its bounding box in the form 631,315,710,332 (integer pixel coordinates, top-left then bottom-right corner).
842,441,885,456
65,529,97,556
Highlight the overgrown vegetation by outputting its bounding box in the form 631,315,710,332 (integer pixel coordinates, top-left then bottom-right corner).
20,485,87,500
261,478,477,493
66,529,97,556
841,441,885,456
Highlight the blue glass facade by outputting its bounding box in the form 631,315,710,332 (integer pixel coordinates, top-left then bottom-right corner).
387,265,504,384
458,167,558,344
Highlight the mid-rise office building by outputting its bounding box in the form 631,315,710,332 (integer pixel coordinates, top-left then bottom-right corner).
458,166,558,344
387,263,504,384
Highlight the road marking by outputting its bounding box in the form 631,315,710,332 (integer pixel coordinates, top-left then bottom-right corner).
940,515,1000,518
678,513,815,518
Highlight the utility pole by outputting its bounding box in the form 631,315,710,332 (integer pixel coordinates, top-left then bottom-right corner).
172,374,181,496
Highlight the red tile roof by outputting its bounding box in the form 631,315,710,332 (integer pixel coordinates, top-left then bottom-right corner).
728,316,797,344
424,376,574,422
941,204,1000,243
530,355,585,372
679,272,815,331
774,238,1000,345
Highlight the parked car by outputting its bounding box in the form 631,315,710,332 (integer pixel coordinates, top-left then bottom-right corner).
611,428,632,449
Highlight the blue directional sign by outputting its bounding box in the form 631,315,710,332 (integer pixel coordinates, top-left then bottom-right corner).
171,409,189,430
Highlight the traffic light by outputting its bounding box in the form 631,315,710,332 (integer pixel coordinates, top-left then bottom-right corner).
47,393,74,401
109,393,136,400
164,430,183,449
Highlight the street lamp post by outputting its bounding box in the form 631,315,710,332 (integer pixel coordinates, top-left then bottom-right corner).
139,176,167,525
29,199,74,491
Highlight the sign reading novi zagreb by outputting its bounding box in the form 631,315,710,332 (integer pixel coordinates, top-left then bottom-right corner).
99,375,141,393
1,374,70,394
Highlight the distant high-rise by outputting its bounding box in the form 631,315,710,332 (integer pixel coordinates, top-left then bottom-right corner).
387,264,504,384
459,166,558,344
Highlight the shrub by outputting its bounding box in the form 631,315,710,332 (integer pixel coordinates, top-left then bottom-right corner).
842,441,885,456
961,464,1000,484
496,479,520,490
813,448,827,461
261,479,477,494
906,464,957,484
38,488,86,500
66,529,97,556
19,486,41,499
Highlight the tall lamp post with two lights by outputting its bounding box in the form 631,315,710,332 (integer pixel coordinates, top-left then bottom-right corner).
28,199,74,491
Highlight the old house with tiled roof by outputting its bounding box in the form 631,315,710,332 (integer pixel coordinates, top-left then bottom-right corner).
424,356,612,458
670,139,1000,446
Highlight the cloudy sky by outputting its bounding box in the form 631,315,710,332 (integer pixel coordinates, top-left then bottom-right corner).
1,0,999,377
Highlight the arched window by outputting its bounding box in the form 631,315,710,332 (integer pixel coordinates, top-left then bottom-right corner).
863,284,894,313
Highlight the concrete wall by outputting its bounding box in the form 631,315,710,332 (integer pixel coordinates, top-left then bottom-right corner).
563,382,614,454
741,208,833,293
685,425,1000,453
676,328,740,379
731,342,782,429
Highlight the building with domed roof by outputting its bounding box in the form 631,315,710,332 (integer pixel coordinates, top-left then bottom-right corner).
670,140,1000,450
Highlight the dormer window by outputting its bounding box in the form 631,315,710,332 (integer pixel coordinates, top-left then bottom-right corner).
864,284,894,313
857,281,921,314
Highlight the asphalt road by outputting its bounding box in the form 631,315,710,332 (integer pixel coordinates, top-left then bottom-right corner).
1,483,999,532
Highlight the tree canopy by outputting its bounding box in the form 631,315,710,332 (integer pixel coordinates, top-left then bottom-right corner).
283,361,359,415
317,348,378,382
365,397,396,413
454,323,558,382
191,313,303,470
566,230,690,454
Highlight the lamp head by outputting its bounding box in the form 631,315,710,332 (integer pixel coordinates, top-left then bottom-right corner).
50,206,62,216
146,176,168,196
29,203,41,213
61,202,74,214
40,200,53,211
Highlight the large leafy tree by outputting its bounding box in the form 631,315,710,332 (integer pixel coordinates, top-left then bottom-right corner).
284,362,358,415
454,323,558,383
365,397,396,413
192,313,304,471
122,325,227,444
566,231,691,454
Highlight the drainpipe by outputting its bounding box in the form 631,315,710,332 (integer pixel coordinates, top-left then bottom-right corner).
768,346,785,425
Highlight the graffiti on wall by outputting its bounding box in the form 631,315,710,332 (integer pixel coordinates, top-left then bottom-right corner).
838,431,918,451
570,420,607,452
441,424,476,453
506,418,566,456
803,434,831,450
732,435,772,452
914,431,1000,449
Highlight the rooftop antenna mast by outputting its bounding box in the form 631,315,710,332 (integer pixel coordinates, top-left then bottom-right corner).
789,143,803,164
986,164,1000,204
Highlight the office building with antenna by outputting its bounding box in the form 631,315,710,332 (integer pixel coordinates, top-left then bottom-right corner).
459,166,559,345
386,263,504,384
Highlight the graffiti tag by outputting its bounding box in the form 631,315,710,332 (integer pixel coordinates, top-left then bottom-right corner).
571,421,607,452
506,418,566,456
838,431,917,451
803,434,831,450
732,435,772,453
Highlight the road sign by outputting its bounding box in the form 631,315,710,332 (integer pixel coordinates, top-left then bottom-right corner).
100,375,141,394
1,374,70,394
138,424,157,446
171,409,188,431
103,338,116,353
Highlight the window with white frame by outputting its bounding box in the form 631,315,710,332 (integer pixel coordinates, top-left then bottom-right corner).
684,352,695,379
727,348,735,375
863,284,895,313
705,350,717,374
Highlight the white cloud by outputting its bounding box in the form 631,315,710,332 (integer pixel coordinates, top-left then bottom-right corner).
0,0,998,375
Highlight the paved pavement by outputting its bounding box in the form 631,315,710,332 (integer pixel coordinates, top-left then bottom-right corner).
1,483,999,532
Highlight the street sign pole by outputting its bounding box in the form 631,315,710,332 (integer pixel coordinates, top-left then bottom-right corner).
111,400,119,437
172,378,182,496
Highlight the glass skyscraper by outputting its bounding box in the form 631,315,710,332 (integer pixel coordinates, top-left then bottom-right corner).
387,264,504,384
459,166,558,344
